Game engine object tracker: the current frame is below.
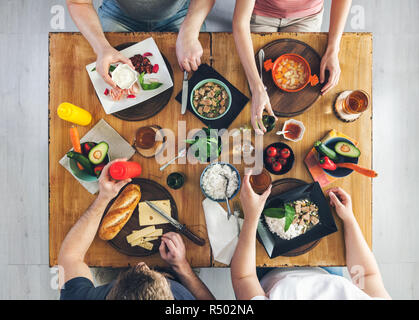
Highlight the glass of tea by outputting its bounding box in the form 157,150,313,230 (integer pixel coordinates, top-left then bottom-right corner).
135,126,157,150
342,90,370,115
249,168,272,194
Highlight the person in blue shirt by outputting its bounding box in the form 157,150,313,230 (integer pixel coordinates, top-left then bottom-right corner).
66,0,215,88
59,159,215,300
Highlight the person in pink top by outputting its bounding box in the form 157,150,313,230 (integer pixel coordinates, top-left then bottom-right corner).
233,0,353,134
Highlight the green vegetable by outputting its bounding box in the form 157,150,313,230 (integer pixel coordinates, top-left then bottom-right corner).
91,65,117,73
314,141,338,161
88,141,109,165
263,203,296,232
334,141,361,158
185,127,221,162
138,72,163,90
284,203,295,232
67,151,94,175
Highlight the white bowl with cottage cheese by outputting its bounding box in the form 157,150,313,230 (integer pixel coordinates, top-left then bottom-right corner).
111,63,138,89
200,162,241,202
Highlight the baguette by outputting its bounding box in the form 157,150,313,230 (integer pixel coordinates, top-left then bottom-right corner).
99,184,141,240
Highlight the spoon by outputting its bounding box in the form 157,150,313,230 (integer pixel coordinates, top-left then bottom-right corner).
275,130,290,136
221,174,232,220
159,148,187,171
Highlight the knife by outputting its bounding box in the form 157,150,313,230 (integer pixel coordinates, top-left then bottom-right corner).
258,49,267,90
181,71,188,114
145,200,205,246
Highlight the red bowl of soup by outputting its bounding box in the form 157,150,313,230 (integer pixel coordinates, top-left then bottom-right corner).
264,54,319,92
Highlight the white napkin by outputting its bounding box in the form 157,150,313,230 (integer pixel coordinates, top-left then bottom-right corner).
203,198,244,265
59,119,135,194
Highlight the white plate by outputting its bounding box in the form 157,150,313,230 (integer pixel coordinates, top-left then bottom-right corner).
86,37,173,114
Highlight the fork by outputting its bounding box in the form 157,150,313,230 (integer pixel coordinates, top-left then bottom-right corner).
221,174,232,220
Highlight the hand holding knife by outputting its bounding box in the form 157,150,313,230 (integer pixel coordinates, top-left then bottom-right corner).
145,201,205,246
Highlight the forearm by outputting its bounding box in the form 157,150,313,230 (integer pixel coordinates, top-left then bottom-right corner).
233,1,263,93
179,0,215,38
58,195,110,263
172,263,215,300
66,0,111,54
327,0,352,52
343,217,380,278
231,219,258,279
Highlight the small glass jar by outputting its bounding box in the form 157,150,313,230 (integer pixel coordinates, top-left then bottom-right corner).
167,172,185,190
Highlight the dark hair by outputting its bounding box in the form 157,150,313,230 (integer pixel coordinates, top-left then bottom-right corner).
106,265,174,300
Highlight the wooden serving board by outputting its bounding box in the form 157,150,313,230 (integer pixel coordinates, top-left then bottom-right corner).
107,178,178,257
256,38,322,117
112,42,174,121
265,178,320,256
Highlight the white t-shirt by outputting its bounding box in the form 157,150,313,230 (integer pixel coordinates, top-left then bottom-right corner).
252,268,374,300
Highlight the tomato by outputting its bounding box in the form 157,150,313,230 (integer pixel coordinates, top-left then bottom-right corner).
280,148,291,159
278,158,287,166
266,146,278,157
266,156,276,165
272,161,282,172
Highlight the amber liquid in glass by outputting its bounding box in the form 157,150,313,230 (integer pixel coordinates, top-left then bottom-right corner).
250,169,272,194
136,127,156,149
343,90,369,114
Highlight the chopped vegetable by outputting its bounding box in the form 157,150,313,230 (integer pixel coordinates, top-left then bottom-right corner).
143,52,152,57
319,156,337,171
138,72,163,90
104,88,110,96
67,151,94,175
127,94,136,99
152,64,159,73
336,163,378,177
314,141,339,161
69,127,83,170
94,163,106,177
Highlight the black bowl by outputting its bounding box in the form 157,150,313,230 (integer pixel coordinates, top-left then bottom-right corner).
257,181,338,258
263,142,295,175
322,137,359,178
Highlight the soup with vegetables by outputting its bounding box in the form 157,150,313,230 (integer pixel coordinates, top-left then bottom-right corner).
193,82,229,118
274,58,307,91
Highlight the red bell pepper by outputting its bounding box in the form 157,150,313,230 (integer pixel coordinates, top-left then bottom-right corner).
319,156,337,171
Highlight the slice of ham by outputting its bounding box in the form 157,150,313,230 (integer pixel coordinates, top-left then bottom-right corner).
109,83,140,101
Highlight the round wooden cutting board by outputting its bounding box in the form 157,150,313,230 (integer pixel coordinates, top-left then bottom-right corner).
106,178,178,257
112,42,174,121
266,178,321,257
256,39,322,117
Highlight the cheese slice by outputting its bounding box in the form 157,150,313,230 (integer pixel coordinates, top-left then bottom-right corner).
129,236,159,247
147,229,163,237
138,200,172,226
136,241,153,250
126,226,155,243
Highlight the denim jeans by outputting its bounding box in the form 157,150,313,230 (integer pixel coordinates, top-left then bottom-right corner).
98,0,205,32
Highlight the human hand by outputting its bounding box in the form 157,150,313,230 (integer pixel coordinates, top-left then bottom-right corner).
250,86,277,135
240,170,272,223
320,47,341,95
98,159,131,201
327,187,355,223
176,31,203,72
96,46,134,88
159,232,189,271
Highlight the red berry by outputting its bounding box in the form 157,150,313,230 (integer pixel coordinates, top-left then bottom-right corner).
280,148,291,159
272,161,282,172
266,156,275,164
278,158,287,166
266,146,277,157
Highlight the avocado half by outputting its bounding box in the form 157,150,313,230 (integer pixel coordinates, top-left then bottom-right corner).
88,142,109,165
334,142,360,158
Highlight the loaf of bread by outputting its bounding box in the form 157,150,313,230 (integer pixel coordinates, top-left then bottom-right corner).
99,184,141,240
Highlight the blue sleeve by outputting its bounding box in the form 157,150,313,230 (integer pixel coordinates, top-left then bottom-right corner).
168,279,196,300
60,277,114,300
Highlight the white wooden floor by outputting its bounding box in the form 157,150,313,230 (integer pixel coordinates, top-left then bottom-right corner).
0,0,418,300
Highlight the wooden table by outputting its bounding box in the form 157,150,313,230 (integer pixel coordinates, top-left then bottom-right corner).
49,32,372,268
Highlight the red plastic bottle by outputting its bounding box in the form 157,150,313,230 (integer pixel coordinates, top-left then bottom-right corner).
109,161,142,180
